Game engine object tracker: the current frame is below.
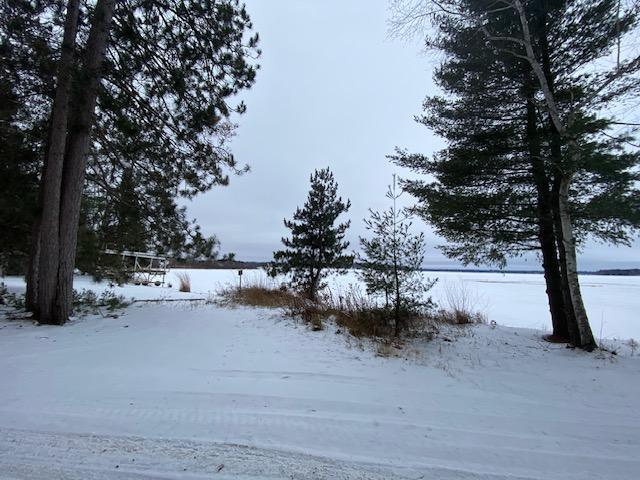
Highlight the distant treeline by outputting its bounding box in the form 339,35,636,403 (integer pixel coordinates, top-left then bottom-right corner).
593,269,640,277
170,260,269,270
167,261,640,277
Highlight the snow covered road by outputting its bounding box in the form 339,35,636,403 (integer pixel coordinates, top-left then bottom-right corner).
1,301,639,479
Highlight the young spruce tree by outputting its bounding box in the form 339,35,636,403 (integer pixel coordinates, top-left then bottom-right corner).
272,168,353,301
359,176,435,336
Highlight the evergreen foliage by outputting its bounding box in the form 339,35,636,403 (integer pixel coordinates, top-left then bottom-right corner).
391,0,640,267
0,0,259,277
358,177,436,335
390,0,640,348
272,168,354,301
0,0,55,274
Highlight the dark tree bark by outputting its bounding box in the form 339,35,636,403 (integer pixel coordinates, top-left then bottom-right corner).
26,0,116,325
525,83,568,340
550,150,581,346
54,0,117,322
557,171,597,350
538,5,592,349
27,0,81,323
531,0,595,350
308,268,321,302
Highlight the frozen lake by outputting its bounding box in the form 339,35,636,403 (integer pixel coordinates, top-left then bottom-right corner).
3,268,639,340
173,268,640,340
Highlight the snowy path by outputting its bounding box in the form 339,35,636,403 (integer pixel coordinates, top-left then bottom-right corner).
0,428,418,480
1,302,639,479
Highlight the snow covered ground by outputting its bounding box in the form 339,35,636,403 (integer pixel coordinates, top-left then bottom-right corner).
1,270,639,479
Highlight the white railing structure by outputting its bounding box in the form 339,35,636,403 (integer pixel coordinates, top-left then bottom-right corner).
102,249,169,286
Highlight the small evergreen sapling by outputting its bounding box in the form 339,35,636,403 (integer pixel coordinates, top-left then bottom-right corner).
359,176,435,335
272,168,353,301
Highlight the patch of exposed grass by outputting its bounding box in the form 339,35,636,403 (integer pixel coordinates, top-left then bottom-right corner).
434,280,487,325
228,285,300,308
176,272,191,293
220,278,485,342
217,276,301,309
218,280,391,335
434,308,487,325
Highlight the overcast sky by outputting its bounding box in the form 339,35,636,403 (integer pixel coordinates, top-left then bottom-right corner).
185,0,640,271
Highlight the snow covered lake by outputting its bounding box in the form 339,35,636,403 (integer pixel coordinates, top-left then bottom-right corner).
1,269,639,479
17,268,630,340
198,268,640,340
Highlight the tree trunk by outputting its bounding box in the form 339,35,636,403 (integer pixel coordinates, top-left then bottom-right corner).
25,212,42,312
536,4,591,349
27,0,80,323
393,257,401,336
525,83,568,340
52,0,116,322
551,163,580,347
557,173,597,351
309,269,320,302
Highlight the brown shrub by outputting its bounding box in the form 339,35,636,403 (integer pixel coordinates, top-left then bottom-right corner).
434,308,486,325
318,286,437,338
220,280,437,339
434,281,487,325
232,286,299,308
176,272,191,292
218,276,300,309
315,286,392,337
331,308,392,337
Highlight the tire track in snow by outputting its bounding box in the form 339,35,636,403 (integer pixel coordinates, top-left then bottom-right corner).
1,404,638,480
0,427,541,480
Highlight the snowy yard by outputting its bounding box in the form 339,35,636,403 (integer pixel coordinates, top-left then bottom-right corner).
1,270,639,479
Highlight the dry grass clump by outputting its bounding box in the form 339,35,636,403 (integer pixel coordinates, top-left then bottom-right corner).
176,272,191,292
332,306,394,337
320,286,393,337
319,286,437,338
434,280,487,325
220,280,394,335
218,276,300,309
218,278,476,342
232,285,299,308
434,308,487,325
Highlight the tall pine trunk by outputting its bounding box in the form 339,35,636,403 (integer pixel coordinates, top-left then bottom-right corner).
557,171,597,350
551,152,580,347
27,0,80,323
27,0,115,324
531,0,595,350
525,82,568,340
53,0,116,322
548,121,594,349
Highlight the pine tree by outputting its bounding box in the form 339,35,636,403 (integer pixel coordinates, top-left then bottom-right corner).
358,176,436,336
390,0,640,349
272,168,354,301
6,0,261,324
0,0,56,275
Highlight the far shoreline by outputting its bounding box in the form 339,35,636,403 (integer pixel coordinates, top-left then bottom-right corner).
169,261,640,276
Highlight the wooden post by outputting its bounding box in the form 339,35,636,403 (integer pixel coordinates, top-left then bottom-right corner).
238,269,243,293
